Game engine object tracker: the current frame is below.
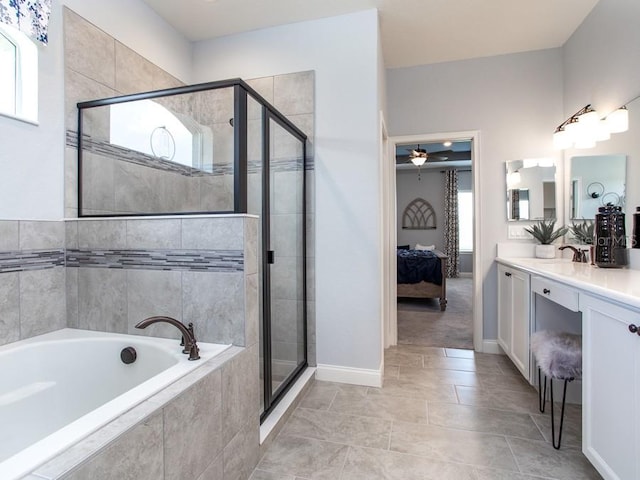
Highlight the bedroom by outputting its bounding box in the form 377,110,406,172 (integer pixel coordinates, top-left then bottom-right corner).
394,139,474,349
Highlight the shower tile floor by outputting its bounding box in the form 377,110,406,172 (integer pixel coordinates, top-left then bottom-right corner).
250,346,602,480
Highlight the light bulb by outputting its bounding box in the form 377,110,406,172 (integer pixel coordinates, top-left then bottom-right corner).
606,107,629,133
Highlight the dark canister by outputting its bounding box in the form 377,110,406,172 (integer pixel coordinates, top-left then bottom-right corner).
594,204,628,267
633,206,640,249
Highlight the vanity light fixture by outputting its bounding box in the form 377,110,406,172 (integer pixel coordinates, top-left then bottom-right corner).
443,141,452,147
553,102,631,150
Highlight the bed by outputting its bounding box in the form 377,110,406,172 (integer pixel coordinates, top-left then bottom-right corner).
396,248,448,311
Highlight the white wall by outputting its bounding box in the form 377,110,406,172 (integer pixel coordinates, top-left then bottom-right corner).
192,10,384,372
562,0,640,248
387,48,564,339
396,169,444,249
0,0,191,220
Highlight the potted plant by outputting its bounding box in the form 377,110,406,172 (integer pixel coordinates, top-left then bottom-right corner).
524,219,568,258
569,219,594,245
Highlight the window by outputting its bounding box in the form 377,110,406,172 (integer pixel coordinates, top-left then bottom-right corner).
458,190,473,251
0,24,38,122
0,31,17,114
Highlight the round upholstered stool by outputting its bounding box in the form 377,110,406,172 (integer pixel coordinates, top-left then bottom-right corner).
530,330,582,449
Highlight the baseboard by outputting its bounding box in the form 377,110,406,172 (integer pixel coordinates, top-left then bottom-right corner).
315,363,382,387
482,340,504,355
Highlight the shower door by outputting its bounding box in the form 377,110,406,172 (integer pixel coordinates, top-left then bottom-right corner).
261,112,307,419
247,92,307,420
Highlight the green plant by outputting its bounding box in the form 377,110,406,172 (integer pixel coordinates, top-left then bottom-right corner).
524,219,568,245
570,219,595,245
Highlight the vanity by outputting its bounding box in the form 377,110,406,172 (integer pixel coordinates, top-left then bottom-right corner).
496,254,640,480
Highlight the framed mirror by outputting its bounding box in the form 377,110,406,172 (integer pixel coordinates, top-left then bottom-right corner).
506,159,556,221
569,154,626,220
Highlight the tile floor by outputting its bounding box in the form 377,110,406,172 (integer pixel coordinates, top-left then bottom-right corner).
250,345,602,480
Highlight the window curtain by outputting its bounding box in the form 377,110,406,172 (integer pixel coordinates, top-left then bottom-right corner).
0,0,51,44
444,170,460,278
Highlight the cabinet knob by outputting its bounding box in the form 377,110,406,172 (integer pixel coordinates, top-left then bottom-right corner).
505,272,512,277
629,324,638,334
543,288,551,295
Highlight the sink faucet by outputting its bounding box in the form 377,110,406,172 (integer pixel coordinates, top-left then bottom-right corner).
135,316,200,360
559,245,588,263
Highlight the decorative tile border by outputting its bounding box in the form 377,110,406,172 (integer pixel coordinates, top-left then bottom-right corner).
0,250,65,273
67,130,313,177
66,249,244,272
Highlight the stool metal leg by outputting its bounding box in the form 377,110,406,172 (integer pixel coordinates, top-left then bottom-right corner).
550,378,570,450
538,367,547,413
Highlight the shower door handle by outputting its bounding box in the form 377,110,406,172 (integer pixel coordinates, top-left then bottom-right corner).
267,250,275,264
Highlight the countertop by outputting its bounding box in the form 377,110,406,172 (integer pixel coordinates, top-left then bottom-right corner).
496,256,640,311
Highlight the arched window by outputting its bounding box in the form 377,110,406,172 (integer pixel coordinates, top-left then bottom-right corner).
0,24,38,123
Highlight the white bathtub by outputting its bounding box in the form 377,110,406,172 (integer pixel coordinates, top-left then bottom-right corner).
0,328,230,480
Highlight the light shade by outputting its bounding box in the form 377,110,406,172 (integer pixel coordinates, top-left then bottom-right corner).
553,129,573,149
606,107,629,133
411,156,426,167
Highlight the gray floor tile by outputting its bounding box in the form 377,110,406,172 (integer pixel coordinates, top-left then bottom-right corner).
390,421,519,471
329,391,428,423
444,348,475,358
456,385,541,414
281,408,391,449
391,344,446,356
341,446,477,480
299,381,367,410
370,377,458,403
473,467,552,479
477,372,537,393
422,356,505,374
428,402,545,440
384,365,399,378
250,469,296,480
384,349,423,367
507,437,603,480
257,435,348,480
530,403,582,449
399,366,480,387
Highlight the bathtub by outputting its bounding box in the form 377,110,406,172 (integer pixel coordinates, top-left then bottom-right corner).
0,328,230,480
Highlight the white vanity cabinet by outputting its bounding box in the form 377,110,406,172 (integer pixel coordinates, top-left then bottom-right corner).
580,293,640,480
497,264,530,377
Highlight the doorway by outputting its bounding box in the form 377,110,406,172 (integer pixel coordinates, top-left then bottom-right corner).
386,131,482,352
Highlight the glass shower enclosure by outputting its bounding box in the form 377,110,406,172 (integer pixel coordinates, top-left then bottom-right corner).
76,79,308,421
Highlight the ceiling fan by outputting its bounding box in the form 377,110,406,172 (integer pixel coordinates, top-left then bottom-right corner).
400,145,449,166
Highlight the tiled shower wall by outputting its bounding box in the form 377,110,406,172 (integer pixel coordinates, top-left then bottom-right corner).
0,221,66,346
65,216,258,347
63,6,316,366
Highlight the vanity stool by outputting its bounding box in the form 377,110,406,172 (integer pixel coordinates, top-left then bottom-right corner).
530,330,582,449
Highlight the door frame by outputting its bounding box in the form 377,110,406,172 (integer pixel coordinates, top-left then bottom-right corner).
387,130,483,352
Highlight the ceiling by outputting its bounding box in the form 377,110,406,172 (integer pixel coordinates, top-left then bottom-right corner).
142,0,599,68
396,140,471,170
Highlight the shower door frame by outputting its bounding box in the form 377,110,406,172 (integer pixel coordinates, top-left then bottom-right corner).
76,79,309,422
259,107,308,422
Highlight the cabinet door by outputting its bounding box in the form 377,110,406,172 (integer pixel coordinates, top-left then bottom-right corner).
510,269,530,377
497,264,513,354
581,294,639,480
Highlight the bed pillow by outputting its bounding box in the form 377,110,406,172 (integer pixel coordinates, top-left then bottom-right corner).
397,244,410,250
415,243,436,251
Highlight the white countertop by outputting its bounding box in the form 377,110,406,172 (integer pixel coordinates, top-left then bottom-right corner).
496,256,640,311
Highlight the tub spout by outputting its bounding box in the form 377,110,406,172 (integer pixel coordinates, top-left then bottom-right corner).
135,316,200,360
559,245,588,263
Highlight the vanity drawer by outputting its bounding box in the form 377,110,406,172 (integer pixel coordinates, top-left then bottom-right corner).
531,276,579,312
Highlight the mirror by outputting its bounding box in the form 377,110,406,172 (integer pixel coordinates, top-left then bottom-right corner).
569,154,626,220
506,159,556,221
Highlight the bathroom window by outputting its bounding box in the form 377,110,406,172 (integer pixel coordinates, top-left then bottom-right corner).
0,24,38,123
